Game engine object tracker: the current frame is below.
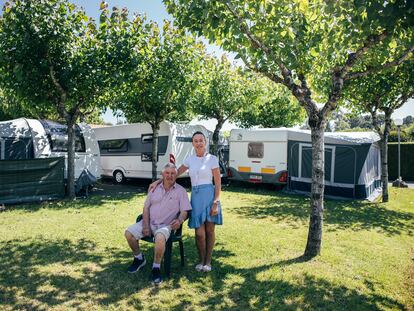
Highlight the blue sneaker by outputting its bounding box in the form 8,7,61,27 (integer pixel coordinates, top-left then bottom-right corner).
127,256,146,273
152,268,162,285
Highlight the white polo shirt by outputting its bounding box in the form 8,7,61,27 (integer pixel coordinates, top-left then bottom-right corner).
183,153,219,186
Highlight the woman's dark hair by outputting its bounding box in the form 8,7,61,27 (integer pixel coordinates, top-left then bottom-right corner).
192,131,206,140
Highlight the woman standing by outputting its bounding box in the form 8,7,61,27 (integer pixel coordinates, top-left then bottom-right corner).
150,131,222,272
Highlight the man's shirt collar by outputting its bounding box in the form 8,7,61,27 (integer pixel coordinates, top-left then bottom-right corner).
158,182,177,191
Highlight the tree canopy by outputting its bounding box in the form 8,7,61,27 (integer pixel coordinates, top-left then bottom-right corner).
343,61,414,200
237,75,305,128
193,55,256,154
163,0,414,257
99,6,204,179
0,0,111,197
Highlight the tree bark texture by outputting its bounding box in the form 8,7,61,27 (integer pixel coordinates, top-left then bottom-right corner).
379,138,389,202
211,119,224,156
380,112,392,202
151,122,160,182
66,120,76,199
304,120,326,258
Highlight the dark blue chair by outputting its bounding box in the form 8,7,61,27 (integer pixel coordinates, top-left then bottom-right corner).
135,212,189,277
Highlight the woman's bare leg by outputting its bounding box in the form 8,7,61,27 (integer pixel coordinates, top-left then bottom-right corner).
205,221,215,266
195,224,206,264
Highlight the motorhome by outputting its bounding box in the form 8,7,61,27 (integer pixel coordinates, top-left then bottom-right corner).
229,127,381,200
93,121,209,183
0,118,101,183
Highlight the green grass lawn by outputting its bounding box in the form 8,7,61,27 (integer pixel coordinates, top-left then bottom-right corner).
0,182,413,310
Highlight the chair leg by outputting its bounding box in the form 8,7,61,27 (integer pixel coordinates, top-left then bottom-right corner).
179,240,185,267
164,238,173,278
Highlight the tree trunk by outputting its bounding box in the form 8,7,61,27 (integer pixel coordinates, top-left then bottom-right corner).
380,111,392,202
211,119,224,156
304,119,326,258
379,138,389,202
151,122,160,182
66,119,76,199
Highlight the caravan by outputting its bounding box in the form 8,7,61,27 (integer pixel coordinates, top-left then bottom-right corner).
228,127,382,199
0,118,101,182
228,128,289,185
93,121,209,183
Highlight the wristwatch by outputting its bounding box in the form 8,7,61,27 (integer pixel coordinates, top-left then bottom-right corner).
213,200,220,204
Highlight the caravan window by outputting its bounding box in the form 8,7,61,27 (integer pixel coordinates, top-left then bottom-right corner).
49,131,86,152
176,137,192,142
99,139,128,152
50,133,68,152
140,135,168,154
3,137,34,160
141,134,153,143
248,142,264,158
41,120,86,153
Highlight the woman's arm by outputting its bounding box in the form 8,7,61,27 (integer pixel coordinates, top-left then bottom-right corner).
177,164,188,177
148,164,188,192
148,178,162,192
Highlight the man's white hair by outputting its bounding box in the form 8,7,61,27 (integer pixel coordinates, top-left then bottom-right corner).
162,162,177,172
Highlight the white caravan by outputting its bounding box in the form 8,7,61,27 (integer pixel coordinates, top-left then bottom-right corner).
0,118,101,181
228,128,289,185
93,121,209,183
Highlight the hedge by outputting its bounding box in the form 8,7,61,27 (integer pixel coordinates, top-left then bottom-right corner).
388,143,414,181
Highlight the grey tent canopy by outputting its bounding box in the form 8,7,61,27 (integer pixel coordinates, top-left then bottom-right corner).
287,130,381,200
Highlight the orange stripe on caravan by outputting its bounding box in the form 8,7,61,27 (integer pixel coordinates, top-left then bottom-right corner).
261,168,276,174
238,166,251,172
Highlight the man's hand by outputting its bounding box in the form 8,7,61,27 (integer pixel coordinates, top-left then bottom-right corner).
170,219,181,230
142,226,151,237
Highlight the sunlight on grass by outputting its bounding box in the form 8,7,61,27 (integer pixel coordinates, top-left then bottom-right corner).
0,184,413,310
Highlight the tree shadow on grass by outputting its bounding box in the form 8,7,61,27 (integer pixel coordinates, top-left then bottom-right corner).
227,191,310,224
165,244,406,311
0,234,219,309
324,200,414,235
0,237,408,310
0,237,153,309
201,269,404,310
227,189,414,236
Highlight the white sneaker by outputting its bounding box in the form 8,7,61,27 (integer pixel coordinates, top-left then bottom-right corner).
202,265,212,272
195,263,204,271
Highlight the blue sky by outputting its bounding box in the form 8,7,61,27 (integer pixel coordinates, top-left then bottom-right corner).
72,0,170,27
0,0,412,126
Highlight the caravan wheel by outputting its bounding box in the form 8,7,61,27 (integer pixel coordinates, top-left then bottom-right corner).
114,170,125,184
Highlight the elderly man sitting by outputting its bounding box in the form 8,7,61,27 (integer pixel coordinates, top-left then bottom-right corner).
124,163,191,285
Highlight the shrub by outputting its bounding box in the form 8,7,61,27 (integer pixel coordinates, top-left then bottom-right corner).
388,130,409,142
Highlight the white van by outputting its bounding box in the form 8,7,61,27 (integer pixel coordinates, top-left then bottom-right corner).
93,121,209,183
0,118,101,181
228,128,289,185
